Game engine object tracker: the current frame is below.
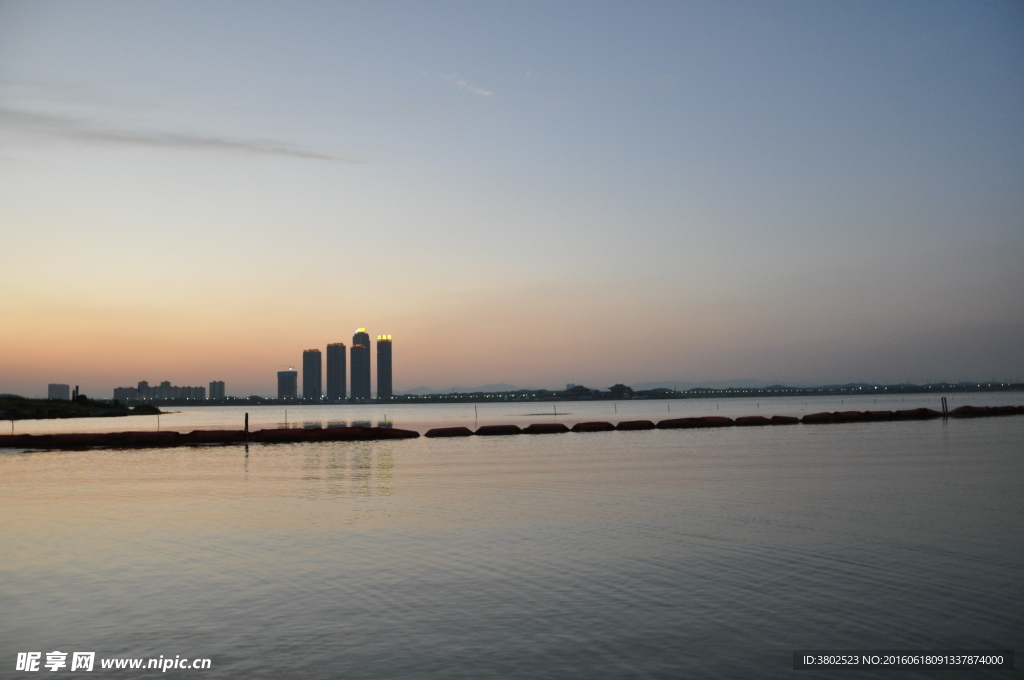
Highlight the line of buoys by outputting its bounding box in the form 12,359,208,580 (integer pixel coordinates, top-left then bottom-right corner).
949,405,1021,417
2,405,1022,450
801,408,947,424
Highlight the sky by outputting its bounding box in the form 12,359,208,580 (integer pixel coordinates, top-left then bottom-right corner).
1,0,1022,398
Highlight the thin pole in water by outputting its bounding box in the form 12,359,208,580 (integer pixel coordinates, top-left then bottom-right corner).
157,413,160,431
614,403,617,414
285,409,288,428
245,412,249,446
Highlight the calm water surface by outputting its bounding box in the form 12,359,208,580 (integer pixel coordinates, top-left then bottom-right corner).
2,399,1022,678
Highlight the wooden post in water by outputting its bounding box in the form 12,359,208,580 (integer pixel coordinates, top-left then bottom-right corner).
941,397,948,419
245,412,249,445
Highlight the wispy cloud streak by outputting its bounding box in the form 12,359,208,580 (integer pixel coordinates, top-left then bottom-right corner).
438,73,493,97
0,107,367,163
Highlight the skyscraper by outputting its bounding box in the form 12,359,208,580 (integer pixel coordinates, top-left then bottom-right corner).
302,349,322,400
209,380,225,400
326,342,347,401
350,328,371,401
377,335,393,400
277,368,297,400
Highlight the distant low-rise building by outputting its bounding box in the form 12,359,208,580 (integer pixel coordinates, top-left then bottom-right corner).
608,384,634,400
560,384,599,400
113,380,207,402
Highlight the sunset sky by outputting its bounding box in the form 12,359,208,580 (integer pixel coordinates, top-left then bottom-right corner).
2,1,1022,398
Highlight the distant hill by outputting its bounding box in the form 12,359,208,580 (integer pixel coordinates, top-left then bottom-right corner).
632,379,812,391
400,383,533,395
400,379,812,395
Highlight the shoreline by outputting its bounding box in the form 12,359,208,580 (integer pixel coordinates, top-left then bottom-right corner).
0,396,160,422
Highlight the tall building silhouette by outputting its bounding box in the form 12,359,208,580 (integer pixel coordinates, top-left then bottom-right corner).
302,349,322,400
350,328,371,401
209,380,225,400
48,383,70,400
326,343,347,401
377,335,393,400
277,369,297,400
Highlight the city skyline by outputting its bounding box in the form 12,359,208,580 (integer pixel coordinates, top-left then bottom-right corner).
1,2,1022,398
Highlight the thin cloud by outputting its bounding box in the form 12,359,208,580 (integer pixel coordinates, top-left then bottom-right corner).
438,73,493,97
0,107,368,163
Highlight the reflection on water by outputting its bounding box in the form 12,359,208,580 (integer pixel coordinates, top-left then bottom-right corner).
378,445,393,496
0,416,1021,678
289,444,399,503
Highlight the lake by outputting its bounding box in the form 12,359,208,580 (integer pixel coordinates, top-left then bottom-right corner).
2,395,1022,678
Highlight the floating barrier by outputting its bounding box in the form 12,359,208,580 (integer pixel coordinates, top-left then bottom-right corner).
475,424,523,436
657,417,700,429
803,408,943,424
950,405,1023,417
894,408,942,420
1,406,1020,450
697,416,734,427
184,429,247,443
523,423,570,434
0,426,417,450
616,420,656,430
571,421,616,432
424,426,474,438
735,416,771,426
769,415,799,425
